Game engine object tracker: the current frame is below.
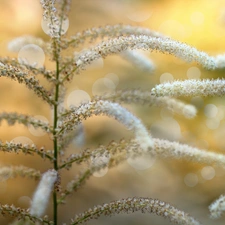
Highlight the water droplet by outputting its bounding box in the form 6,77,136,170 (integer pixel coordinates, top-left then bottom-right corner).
18,196,31,208
127,155,155,170
187,67,201,79
11,136,34,145
66,90,90,108
18,44,45,68
28,115,48,137
184,173,198,187
204,104,218,118
92,78,116,96
201,166,215,180
41,16,69,36
160,72,174,83
105,73,119,86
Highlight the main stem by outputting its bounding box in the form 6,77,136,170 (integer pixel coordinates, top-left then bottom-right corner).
53,60,60,225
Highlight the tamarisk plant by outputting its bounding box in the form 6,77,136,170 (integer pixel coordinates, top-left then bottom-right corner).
1,0,225,225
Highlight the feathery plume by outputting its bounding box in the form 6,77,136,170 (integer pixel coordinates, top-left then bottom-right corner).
74,35,217,72
61,24,167,49
30,169,58,217
120,49,155,72
209,195,225,219
71,197,201,225
0,166,41,181
151,79,225,97
95,90,197,118
58,100,154,151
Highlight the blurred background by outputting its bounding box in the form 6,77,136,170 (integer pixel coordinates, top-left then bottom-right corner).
1,0,225,224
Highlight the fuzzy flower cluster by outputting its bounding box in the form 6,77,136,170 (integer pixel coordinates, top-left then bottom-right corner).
0,204,53,224
209,195,225,219
74,35,218,72
71,197,201,225
0,63,54,104
120,49,155,72
30,169,58,217
0,141,54,161
61,24,166,49
40,0,60,37
0,166,41,182
95,89,197,118
58,100,154,152
0,112,50,133
151,79,225,97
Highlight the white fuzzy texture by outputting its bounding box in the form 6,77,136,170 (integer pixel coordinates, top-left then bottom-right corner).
92,100,154,152
74,35,219,71
30,169,57,217
214,54,225,69
209,195,225,219
120,50,155,72
151,79,225,97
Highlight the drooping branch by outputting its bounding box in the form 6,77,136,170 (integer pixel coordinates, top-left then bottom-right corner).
0,57,56,83
0,166,41,181
0,112,51,133
74,35,223,73
61,24,167,49
0,63,54,105
0,141,54,161
151,79,225,97
94,89,197,119
0,203,52,225
69,197,201,225
58,100,154,152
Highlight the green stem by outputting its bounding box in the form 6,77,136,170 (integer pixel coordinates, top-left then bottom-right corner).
53,59,60,225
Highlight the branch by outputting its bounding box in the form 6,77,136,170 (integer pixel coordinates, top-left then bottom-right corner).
58,100,154,152
151,79,225,97
0,141,54,161
0,112,51,133
94,89,197,119
69,197,201,225
0,63,54,105
0,166,41,181
74,35,222,72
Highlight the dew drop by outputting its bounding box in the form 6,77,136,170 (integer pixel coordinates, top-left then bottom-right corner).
11,136,34,145
184,173,198,187
201,166,215,180
92,78,116,96
28,115,48,137
105,73,119,86
18,196,31,208
204,104,218,118
127,155,155,170
187,67,201,79
41,16,69,36
18,44,45,68
160,73,174,83
66,90,90,108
